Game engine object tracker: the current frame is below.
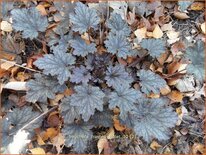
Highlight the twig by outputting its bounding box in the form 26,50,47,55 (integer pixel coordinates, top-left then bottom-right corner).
0,59,41,73
19,105,58,131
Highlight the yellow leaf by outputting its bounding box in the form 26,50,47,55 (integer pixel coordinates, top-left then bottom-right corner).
153,24,163,39
150,140,162,150
97,136,108,154
30,147,45,154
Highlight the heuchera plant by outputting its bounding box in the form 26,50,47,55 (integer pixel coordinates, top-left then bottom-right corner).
2,1,205,154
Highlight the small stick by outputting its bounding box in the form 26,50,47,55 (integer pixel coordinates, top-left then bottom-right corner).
0,59,41,73
19,105,58,131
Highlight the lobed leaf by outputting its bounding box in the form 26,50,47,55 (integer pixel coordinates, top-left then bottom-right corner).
70,2,100,34
185,40,205,82
70,66,92,84
62,122,93,153
60,96,80,124
107,13,131,36
140,39,165,58
71,37,96,57
105,64,133,88
70,84,105,121
131,98,178,142
138,70,167,95
34,48,76,84
104,33,131,59
11,7,48,39
26,74,66,103
108,85,143,119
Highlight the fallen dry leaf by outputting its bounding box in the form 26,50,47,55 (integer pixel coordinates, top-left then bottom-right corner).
37,135,45,146
161,22,174,31
50,94,64,106
134,27,147,43
106,127,115,140
167,90,183,102
160,85,171,95
0,21,12,32
30,147,45,154
150,140,162,150
0,60,15,70
97,136,108,154
36,4,47,16
153,24,163,39
113,116,126,131
3,81,26,91
171,41,185,56
51,133,65,154
192,143,205,154
173,12,190,20
166,30,180,44
41,128,59,141
190,2,204,11
201,22,205,34
147,93,160,98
